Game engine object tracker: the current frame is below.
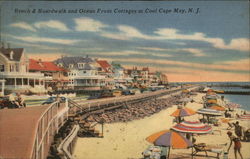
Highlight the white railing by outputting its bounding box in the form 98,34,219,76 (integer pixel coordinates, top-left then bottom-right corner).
31,100,69,159
57,125,80,159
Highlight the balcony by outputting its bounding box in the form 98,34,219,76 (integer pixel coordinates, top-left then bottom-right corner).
0,72,44,78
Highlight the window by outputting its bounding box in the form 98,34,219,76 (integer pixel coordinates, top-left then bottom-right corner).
9,65,14,72
58,63,63,67
15,64,19,72
69,64,74,68
83,70,86,74
0,65,4,72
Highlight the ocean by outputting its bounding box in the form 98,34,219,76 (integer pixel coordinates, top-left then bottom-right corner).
210,83,250,111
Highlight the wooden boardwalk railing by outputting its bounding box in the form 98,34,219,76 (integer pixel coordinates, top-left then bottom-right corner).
31,100,69,159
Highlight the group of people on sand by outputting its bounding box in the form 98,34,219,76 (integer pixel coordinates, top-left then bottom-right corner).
8,93,26,108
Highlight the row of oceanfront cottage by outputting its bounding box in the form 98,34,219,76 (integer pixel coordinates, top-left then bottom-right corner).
0,46,168,95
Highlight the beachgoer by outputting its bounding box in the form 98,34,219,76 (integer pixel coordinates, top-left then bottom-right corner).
16,93,26,108
227,131,243,159
236,113,240,119
234,121,243,140
8,93,20,108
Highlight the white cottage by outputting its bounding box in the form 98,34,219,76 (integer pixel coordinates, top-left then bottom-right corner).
55,56,105,90
0,46,45,93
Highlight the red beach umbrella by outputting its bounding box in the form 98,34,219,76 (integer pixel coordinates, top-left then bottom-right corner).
239,114,250,120
172,121,212,134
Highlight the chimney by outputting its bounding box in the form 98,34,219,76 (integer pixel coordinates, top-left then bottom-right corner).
10,51,14,60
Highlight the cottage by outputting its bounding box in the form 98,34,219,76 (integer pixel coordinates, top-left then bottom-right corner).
0,46,45,93
54,56,105,90
29,59,69,91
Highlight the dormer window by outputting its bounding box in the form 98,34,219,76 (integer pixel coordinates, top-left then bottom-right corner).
58,63,63,67
10,51,14,60
78,63,84,68
69,64,74,68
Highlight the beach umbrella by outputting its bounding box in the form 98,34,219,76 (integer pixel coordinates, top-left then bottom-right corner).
239,114,250,120
196,108,222,116
209,105,226,111
197,108,222,123
206,99,217,104
207,89,214,92
171,107,196,117
146,130,192,158
205,95,218,99
172,121,212,134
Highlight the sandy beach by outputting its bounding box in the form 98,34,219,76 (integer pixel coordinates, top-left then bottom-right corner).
73,93,250,159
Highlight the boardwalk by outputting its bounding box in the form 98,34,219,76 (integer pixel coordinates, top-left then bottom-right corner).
0,106,49,158
0,102,68,159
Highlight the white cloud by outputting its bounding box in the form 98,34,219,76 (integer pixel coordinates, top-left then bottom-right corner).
10,22,36,32
11,35,79,45
34,20,70,31
92,50,146,56
181,48,205,56
137,47,205,56
155,28,250,52
101,24,249,52
74,17,107,32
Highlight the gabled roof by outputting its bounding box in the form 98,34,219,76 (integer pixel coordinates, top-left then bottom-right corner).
96,60,111,72
54,56,94,69
29,59,67,72
0,48,24,61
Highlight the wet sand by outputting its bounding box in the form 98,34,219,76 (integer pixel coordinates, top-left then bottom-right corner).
73,93,250,159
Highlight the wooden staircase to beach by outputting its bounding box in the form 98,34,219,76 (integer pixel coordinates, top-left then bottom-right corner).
68,114,103,138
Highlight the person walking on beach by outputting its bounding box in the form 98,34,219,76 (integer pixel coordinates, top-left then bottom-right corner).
234,121,243,140
227,131,243,159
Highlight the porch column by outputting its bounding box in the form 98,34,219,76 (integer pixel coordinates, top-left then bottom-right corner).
27,78,30,86
14,78,16,89
1,80,5,96
21,78,24,86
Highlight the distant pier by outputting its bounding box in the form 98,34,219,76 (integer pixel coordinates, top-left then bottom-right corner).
202,90,250,95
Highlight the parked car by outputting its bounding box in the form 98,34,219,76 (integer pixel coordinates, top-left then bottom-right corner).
0,96,9,109
0,96,19,109
42,96,66,105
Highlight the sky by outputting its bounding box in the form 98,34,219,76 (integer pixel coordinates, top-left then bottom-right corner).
0,1,249,82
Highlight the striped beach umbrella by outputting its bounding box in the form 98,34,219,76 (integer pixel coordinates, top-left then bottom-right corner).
146,130,192,158
239,114,250,120
172,121,212,134
205,95,218,100
209,105,226,111
171,107,196,117
196,108,222,116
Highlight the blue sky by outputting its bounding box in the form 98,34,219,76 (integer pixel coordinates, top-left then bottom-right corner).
0,1,249,82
